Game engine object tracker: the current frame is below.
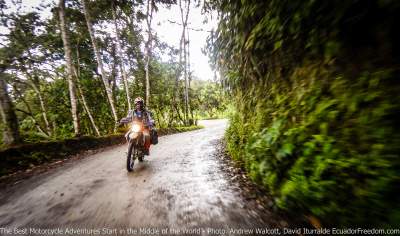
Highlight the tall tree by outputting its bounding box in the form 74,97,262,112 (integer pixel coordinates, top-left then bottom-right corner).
58,0,80,136
81,0,119,126
28,76,52,136
186,26,194,123
145,0,154,107
112,1,132,111
74,42,101,136
0,77,20,145
179,0,190,124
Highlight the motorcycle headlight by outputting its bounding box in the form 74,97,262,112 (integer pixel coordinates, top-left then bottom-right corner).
131,124,141,132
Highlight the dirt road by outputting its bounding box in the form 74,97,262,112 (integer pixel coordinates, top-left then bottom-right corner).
0,120,288,235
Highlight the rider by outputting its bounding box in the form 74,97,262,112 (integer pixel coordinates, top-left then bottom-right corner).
125,97,155,155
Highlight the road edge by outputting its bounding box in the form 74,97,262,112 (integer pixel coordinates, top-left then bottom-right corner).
0,125,204,188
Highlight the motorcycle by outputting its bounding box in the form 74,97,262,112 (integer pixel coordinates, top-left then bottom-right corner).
120,117,146,172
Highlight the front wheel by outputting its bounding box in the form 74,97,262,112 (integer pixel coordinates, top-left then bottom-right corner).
127,142,135,172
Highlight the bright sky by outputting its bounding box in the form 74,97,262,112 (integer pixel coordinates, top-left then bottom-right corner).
1,0,217,81
153,3,217,80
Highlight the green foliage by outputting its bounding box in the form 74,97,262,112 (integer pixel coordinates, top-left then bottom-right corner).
210,0,400,227
174,125,204,133
0,0,218,145
191,80,229,120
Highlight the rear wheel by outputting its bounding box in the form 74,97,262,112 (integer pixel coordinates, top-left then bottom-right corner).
127,142,135,172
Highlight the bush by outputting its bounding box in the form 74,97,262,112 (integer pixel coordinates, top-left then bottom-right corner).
211,0,400,227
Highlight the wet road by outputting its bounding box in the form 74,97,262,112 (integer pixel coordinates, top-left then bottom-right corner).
0,119,283,235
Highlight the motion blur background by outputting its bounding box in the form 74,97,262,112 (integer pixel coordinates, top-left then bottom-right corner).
207,0,400,227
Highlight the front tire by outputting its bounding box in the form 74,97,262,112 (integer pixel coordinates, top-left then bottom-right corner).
127,142,135,172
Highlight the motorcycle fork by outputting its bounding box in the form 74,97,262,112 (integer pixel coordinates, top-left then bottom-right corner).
130,132,144,153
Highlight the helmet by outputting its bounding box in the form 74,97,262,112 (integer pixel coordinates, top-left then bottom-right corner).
134,97,144,106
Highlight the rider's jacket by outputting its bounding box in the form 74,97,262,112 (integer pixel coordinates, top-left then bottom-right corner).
126,109,154,128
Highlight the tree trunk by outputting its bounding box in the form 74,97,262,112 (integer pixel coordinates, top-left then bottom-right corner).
145,0,154,108
81,0,119,127
0,77,20,145
172,29,184,125
112,1,132,111
75,45,101,136
30,79,52,136
58,0,80,136
179,0,190,125
186,26,193,124
109,43,118,103
76,81,101,136
23,51,53,136
183,31,189,124
172,0,191,125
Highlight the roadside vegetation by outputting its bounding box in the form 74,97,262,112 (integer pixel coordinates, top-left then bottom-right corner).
206,0,400,227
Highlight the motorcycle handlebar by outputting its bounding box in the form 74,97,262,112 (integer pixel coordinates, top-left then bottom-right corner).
119,118,130,124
